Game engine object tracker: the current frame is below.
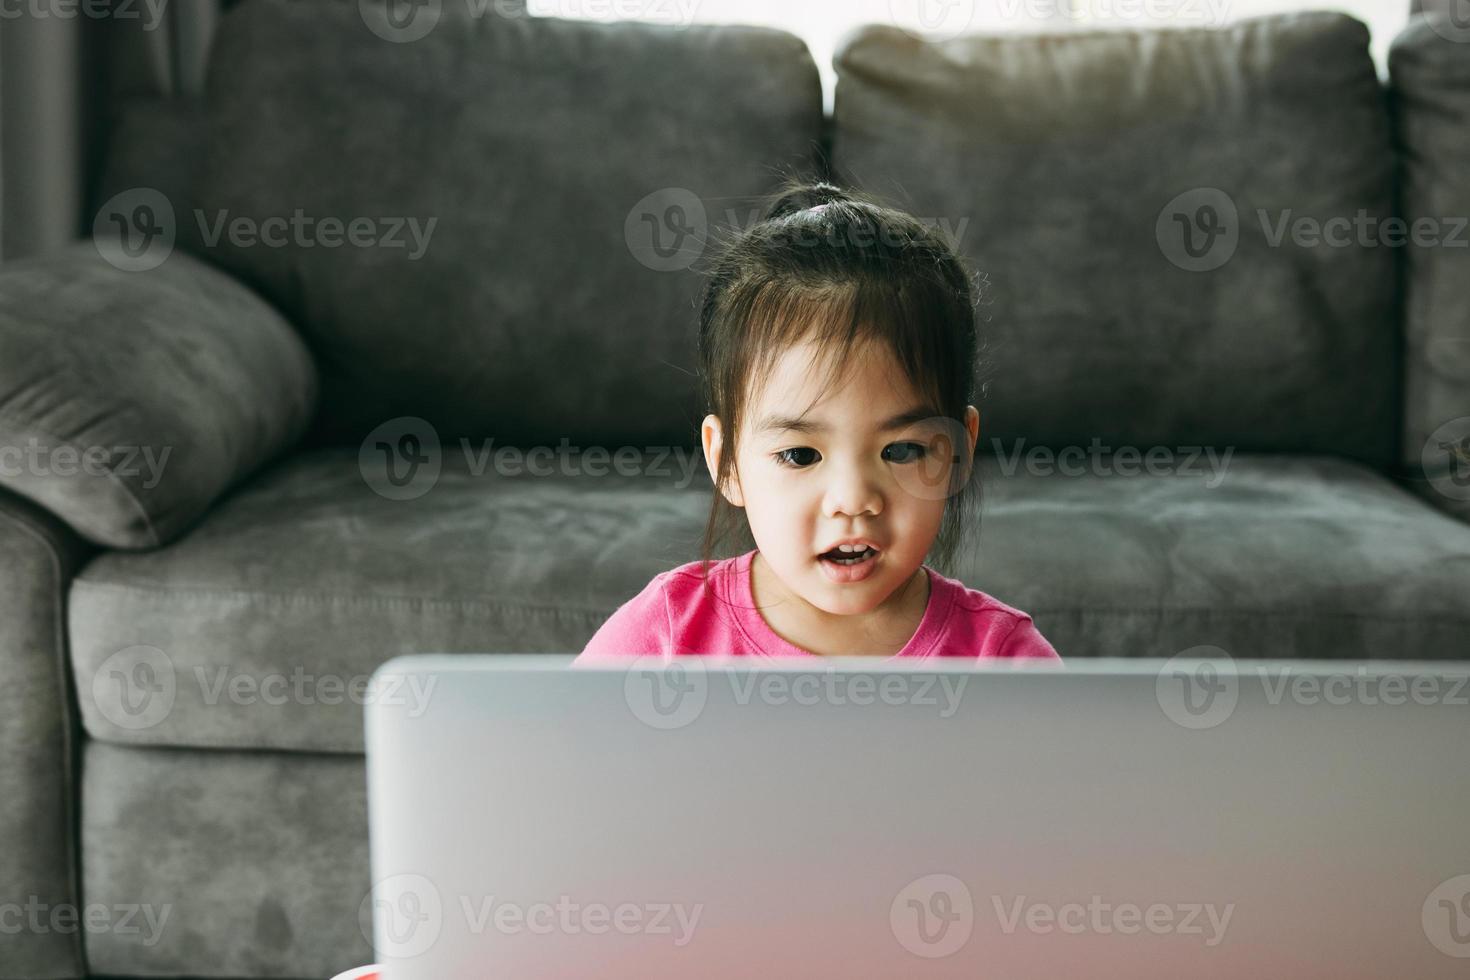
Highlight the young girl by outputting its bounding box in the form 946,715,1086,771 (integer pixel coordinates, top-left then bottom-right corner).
577,179,1059,662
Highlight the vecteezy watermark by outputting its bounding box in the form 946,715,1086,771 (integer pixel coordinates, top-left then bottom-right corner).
990,438,1234,488
1157,187,1470,272
624,187,971,273
360,874,702,959
1156,648,1470,731
1422,416,1470,503
0,0,167,29
891,874,974,958
889,874,1233,957
1424,4,1470,45
887,0,978,42
0,438,172,490
194,209,437,260
89,646,438,731
994,0,1231,27
358,416,707,501
358,0,702,43
622,656,970,730
0,898,172,948
1423,874,1470,958
93,188,176,272
1156,187,1240,272
990,894,1234,947
92,189,438,270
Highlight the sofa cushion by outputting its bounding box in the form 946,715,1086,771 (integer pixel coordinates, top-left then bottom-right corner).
0,244,318,549
193,0,823,449
832,12,1398,469
1388,17,1470,525
81,742,371,978
69,449,1470,753
70,446,717,753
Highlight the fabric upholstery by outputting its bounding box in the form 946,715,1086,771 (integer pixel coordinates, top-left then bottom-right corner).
70,446,717,753
1387,18,1470,524
193,0,824,449
81,741,372,978
0,489,92,980
831,12,1399,469
70,450,1470,753
0,243,318,549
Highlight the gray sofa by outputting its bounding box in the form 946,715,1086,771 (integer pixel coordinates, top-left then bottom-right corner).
2,1,1468,976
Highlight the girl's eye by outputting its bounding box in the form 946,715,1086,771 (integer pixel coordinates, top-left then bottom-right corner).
772,443,929,469
773,447,819,468
883,442,928,464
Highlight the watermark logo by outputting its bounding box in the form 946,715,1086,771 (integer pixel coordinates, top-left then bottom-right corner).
0,0,168,30
1159,187,1470,272
360,0,441,42
1425,4,1470,45
889,0,977,41
625,188,971,272
360,416,443,501
1423,416,1470,503
1157,655,1470,730
891,873,974,958
623,655,709,729
360,874,702,952
195,209,437,259
90,647,439,729
363,873,443,958
0,898,171,947
92,645,177,731
625,188,708,272
358,417,709,500
992,894,1233,946
1156,646,1238,730
93,187,176,272
1156,187,1238,272
994,0,1231,26
891,416,975,503
0,438,172,489
621,662,971,730
990,438,1233,488
1423,874,1470,958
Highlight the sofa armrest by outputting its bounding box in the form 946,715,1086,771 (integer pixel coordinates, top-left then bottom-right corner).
0,242,318,549
0,487,93,979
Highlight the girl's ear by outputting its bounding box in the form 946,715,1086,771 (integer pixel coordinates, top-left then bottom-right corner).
965,405,980,453
701,414,744,507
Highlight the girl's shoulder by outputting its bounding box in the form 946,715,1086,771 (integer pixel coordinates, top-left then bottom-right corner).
924,566,1061,660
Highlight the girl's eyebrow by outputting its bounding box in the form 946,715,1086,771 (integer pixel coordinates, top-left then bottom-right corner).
757,406,934,436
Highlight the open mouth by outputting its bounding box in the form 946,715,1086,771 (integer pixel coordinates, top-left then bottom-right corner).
818,546,879,566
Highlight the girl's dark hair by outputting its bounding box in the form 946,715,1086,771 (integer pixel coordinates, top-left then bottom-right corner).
694,175,988,583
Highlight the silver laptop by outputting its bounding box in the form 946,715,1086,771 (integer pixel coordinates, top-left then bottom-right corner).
363,653,1470,978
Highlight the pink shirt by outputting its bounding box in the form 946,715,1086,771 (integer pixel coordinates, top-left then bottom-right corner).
575,549,1061,662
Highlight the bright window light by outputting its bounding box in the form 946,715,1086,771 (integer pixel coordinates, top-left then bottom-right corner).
527,0,1410,112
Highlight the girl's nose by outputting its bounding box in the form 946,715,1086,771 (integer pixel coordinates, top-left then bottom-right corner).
822,460,883,519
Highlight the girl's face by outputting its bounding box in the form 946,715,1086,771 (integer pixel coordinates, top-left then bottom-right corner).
702,337,980,619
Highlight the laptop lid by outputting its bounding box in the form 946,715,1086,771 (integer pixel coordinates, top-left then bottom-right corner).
364,654,1470,979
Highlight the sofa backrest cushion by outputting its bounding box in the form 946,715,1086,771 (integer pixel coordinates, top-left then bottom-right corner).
833,12,1399,468
1389,16,1470,517
194,0,822,448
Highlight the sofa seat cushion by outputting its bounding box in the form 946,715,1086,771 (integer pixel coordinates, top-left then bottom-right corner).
70,451,1470,753
70,446,711,753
